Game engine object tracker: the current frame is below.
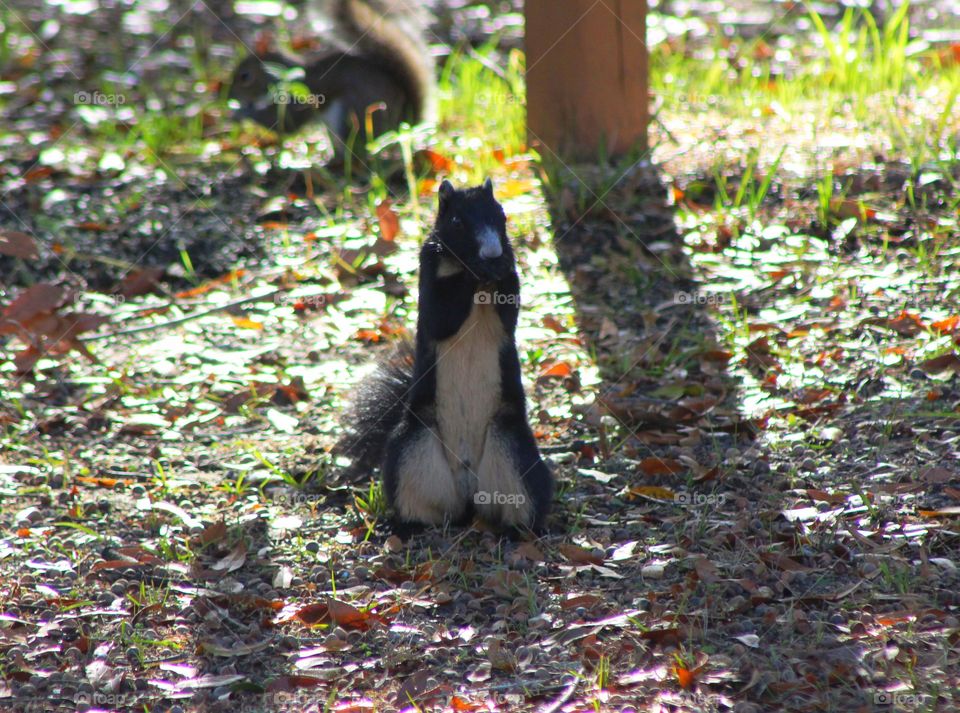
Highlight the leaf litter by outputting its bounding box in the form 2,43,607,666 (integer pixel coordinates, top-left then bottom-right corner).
2,1,960,712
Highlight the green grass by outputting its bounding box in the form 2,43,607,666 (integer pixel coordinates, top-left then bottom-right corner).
651,3,960,173
437,40,527,180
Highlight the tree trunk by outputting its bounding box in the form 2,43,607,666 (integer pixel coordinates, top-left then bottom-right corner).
525,0,649,161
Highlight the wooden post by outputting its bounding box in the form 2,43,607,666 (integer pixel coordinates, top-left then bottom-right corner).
525,0,648,161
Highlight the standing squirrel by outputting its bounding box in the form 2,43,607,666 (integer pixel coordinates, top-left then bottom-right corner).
338,180,554,533
229,0,434,157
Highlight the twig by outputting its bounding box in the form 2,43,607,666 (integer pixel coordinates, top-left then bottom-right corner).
80,289,282,342
536,674,579,713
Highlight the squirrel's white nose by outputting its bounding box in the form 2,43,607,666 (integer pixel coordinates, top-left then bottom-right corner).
477,227,503,259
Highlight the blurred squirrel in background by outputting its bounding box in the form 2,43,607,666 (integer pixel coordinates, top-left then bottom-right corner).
229,0,434,162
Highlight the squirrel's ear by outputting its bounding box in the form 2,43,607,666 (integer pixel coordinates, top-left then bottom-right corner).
439,180,455,205
482,177,494,196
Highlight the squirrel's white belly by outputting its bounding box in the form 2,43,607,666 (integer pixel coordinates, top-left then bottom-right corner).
435,301,504,493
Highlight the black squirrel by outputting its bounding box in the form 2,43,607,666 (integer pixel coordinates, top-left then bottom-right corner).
338,179,554,533
229,0,433,157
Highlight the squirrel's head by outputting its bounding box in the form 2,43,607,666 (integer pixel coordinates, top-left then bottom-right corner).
435,178,512,282
228,54,305,132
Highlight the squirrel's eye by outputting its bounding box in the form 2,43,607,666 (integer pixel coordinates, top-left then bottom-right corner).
450,215,461,225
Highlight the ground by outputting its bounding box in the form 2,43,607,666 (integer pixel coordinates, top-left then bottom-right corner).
1,1,960,712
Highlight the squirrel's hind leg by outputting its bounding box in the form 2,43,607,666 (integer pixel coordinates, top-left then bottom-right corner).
474,415,553,532
384,421,466,526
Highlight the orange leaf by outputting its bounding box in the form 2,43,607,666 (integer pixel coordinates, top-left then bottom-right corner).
174,270,246,299
887,311,926,336
327,598,381,630
291,602,329,625
627,485,676,501
638,457,684,476
267,675,327,692
416,149,454,174
449,696,478,711
674,665,697,690
75,222,109,232
561,594,603,610
355,329,381,343
918,507,960,518
90,559,149,572
796,388,833,405
375,200,400,242
75,476,130,488
542,315,566,333
805,489,846,505
539,361,572,378
231,316,263,330
932,316,959,334
558,544,604,566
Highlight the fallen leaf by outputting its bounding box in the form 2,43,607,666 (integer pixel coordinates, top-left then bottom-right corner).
918,353,960,374
759,551,812,572
693,557,720,583
538,361,573,379
918,507,960,518
542,315,566,333
0,230,38,259
559,544,604,566
231,316,263,330
211,542,247,572
638,457,684,476
627,485,676,501
376,200,400,242
932,316,959,334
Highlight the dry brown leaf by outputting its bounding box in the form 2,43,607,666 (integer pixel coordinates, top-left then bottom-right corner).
919,353,960,374
559,544,604,566
638,457,685,476
376,199,400,242
693,557,720,583
759,551,812,573
0,230,37,259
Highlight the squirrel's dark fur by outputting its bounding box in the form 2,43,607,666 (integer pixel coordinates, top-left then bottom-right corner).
229,0,433,155
338,179,553,532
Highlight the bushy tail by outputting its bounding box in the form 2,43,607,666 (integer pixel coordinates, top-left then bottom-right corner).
310,0,435,123
336,339,415,473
